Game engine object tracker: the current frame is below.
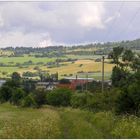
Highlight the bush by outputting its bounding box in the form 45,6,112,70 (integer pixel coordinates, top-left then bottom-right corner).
111,66,131,88
46,88,73,106
0,85,13,103
11,72,21,86
10,88,25,106
86,81,109,93
86,89,120,112
32,90,47,108
116,83,140,115
71,93,87,108
71,89,121,112
22,94,37,108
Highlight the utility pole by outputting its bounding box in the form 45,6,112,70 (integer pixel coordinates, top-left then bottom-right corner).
86,73,88,92
102,56,105,93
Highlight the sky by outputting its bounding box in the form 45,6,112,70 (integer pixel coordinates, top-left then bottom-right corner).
0,1,140,47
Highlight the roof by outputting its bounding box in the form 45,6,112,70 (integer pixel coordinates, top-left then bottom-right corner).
37,82,59,85
64,77,94,80
0,80,6,87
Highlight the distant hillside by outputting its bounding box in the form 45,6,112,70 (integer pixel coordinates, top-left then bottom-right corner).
69,38,140,50
1,39,140,57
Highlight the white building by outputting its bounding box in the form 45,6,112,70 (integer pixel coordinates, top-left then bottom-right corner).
0,80,6,87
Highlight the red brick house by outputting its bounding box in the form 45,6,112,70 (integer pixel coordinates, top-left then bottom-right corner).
57,77,94,90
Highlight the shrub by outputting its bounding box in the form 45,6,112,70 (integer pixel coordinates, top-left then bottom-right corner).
71,93,87,108
71,89,121,112
116,83,140,115
32,90,47,108
22,94,37,108
111,66,131,88
0,85,13,103
10,88,25,106
86,89,120,112
46,88,72,106
11,72,21,85
86,81,105,93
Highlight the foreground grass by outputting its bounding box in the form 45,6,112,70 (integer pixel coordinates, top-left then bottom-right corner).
0,103,140,138
0,103,61,139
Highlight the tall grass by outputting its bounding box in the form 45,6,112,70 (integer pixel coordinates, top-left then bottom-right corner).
0,104,61,139
112,115,140,138
59,108,140,139
0,117,60,139
0,103,140,138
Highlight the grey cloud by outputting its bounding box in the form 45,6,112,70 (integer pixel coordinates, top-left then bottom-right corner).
0,1,140,47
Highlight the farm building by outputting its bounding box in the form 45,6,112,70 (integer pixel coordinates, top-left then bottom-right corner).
63,77,94,90
35,77,112,91
0,80,6,87
36,82,59,90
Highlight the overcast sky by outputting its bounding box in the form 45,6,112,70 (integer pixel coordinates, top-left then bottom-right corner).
0,1,140,47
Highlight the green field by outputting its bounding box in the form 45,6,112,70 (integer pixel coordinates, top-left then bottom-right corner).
0,55,56,64
0,55,114,80
66,54,103,59
0,103,140,138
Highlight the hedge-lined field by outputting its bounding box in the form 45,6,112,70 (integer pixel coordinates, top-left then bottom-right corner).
0,56,114,80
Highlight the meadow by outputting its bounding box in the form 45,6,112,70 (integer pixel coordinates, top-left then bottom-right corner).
0,55,114,80
0,103,140,139
0,55,55,64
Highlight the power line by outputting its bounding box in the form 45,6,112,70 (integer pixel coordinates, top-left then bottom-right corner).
114,6,140,41
130,29,140,41
133,32,140,40
103,1,125,42
102,56,104,93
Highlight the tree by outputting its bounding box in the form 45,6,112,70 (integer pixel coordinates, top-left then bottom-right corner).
12,72,21,81
22,94,37,108
32,90,47,108
10,88,25,106
116,83,140,115
4,79,17,88
0,85,12,103
11,72,21,86
109,47,124,66
122,49,134,68
131,55,140,72
23,80,36,93
122,49,134,62
111,66,131,88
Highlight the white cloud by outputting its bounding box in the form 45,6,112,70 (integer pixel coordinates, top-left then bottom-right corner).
38,37,53,48
2,2,139,45
77,3,105,29
0,2,105,30
0,31,54,47
0,2,107,47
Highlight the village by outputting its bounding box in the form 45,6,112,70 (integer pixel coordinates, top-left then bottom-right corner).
0,72,111,92
36,75,111,91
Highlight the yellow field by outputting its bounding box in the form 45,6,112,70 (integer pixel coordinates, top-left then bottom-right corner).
0,59,114,80
41,59,114,76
